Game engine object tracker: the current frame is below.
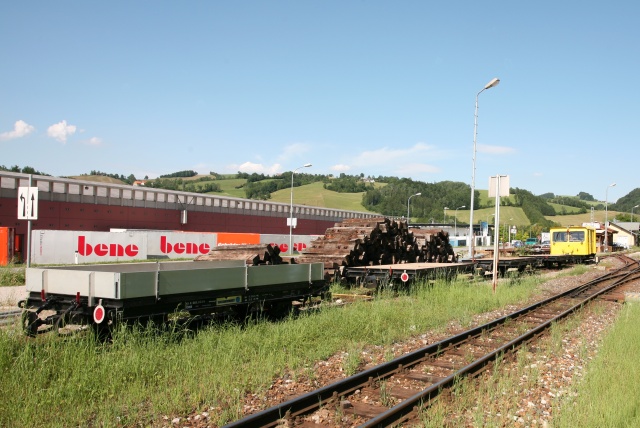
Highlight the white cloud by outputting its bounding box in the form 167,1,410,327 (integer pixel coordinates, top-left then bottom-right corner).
477,144,515,155
394,163,441,175
47,120,77,143
83,137,103,146
331,164,351,172
232,161,283,175
533,172,543,177
0,120,35,141
353,142,435,166
278,143,312,162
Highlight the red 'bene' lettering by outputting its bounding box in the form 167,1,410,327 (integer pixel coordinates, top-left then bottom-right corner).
77,236,139,257
160,236,210,255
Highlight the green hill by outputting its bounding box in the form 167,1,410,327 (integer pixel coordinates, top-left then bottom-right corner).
269,181,381,213
69,175,127,185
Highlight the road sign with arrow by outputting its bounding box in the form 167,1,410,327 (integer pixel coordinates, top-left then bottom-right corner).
17,186,38,220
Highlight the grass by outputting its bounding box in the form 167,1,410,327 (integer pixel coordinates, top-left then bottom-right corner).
552,302,640,427
0,272,544,427
269,181,381,212
416,302,597,427
0,263,25,287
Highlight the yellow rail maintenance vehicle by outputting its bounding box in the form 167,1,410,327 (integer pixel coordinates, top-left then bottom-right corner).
549,225,597,263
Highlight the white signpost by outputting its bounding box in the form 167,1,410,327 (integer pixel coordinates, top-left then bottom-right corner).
18,184,38,267
17,186,38,220
489,175,510,293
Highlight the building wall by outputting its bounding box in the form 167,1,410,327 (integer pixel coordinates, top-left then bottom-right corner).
1,171,376,237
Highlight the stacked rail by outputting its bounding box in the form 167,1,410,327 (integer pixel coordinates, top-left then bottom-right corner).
194,244,286,265
296,217,456,280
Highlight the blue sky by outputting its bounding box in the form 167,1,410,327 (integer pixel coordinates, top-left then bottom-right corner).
1,1,638,202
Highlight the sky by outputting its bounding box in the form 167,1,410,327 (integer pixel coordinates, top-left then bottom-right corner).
1,1,639,203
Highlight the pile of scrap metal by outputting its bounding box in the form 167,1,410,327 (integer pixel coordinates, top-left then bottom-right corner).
296,217,456,281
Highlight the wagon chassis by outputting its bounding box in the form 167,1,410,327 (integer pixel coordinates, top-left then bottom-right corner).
21,261,328,337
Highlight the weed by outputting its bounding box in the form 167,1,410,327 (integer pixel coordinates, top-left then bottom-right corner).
0,263,25,287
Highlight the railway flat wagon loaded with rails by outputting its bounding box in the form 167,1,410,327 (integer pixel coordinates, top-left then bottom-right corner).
20,260,327,336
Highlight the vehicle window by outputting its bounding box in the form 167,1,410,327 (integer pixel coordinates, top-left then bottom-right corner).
552,232,566,242
569,231,584,242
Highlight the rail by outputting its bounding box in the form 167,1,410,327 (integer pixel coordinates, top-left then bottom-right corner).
223,254,640,427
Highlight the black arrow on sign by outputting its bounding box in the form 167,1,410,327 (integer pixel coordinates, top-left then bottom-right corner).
31,194,35,217
20,194,26,217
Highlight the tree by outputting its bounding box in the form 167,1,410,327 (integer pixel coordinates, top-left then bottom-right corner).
577,191,596,201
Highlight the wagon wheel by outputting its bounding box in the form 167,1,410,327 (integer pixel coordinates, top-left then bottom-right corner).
22,311,39,337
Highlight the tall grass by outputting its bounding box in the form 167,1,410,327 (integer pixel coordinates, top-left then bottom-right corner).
0,273,543,427
553,303,640,427
0,263,25,287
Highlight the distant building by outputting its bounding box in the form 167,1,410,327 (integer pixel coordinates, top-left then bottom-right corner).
612,222,639,248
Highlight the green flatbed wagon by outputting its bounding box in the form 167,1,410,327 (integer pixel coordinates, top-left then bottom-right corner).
20,261,327,336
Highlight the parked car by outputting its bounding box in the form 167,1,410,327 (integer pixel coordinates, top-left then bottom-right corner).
531,240,550,253
511,240,524,248
525,238,538,246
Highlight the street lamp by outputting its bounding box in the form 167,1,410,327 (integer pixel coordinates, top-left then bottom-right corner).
407,192,422,225
503,217,512,245
289,163,312,255
444,207,450,223
604,182,616,252
469,77,500,259
632,204,639,222
454,205,465,236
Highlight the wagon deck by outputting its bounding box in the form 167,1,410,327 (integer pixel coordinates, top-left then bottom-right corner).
22,261,327,335
343,261,474,286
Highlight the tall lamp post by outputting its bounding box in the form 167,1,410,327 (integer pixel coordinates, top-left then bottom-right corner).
604,182,616,252
632,204,639,222
454,205,466,236
468,77,500,259
407,192,421,225
289,163,312,255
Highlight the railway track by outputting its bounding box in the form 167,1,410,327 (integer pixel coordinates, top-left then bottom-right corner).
224,254,640,427
0,309,21,326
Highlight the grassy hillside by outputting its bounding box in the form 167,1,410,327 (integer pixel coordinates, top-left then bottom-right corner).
545,211,619,227
68,175,127,185
477,189,517,207
269,181,380,212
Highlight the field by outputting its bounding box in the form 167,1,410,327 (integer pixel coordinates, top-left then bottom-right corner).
268,181,381,212
68,175,127,184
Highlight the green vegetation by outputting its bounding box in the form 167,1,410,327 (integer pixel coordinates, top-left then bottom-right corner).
323,174,374,193
159,170,198,178
144,176,221,193
270,181,380,212
0,263,25,287
553,303,640,427
0,273,544,427
0,165,50,176
361,179,470,221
